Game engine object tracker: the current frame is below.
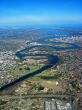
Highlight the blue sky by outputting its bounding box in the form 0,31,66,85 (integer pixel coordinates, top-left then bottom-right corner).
0,0,82,26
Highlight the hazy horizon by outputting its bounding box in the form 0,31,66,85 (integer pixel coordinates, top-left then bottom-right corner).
0,0,82,27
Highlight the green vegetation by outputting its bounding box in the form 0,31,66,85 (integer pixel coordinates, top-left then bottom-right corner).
57,57,64,65
0,63,2,66
10,64,44,78
35,67,61,81
40,74,61,80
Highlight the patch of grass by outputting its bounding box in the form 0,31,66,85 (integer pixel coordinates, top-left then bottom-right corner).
40,74,61,80
10,64,44,78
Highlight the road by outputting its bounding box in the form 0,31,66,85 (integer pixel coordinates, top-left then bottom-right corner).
0,94,72,100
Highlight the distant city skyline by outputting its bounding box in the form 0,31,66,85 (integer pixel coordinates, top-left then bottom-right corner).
0,0,82,26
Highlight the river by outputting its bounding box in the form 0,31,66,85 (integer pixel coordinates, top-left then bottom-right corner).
0,37,80,91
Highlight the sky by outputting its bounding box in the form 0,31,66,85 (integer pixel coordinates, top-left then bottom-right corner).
0,0,82,26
